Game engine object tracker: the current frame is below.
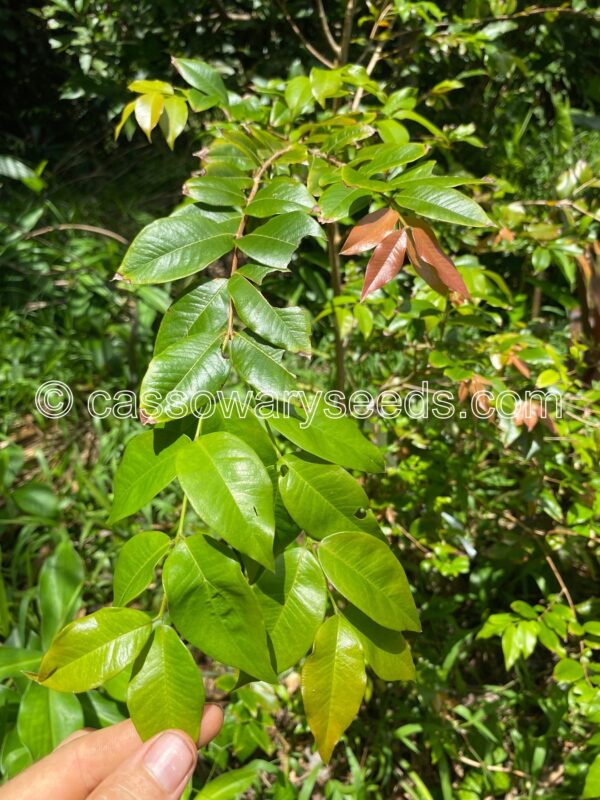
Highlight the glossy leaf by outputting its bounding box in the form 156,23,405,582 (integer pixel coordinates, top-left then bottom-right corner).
39,537,84,649
113,531,171,606
172,57,228,105
163,535,276,681
128,625,204,742
17,682,83,760
134,93,164,140
140,330,229,423
108,431,189,523
278,455,380,539
118,208,234,284
361,229,407,300
340,208,399,256
302,616,366,763
394,185,494,227
35,607,152,692
183,176,249,207
163,96,188,149
176,433,275,569
237,212,323,269
253,549,327,672
268,403,385,473
115,100,135,139
318,184,370,222
353,143,427,176
0,647,42,681
229,273,311,354
154,280,229,354
230,332,296,399
406,221,470,300
245,177,314,218
318,532,420,632
343,604,416,681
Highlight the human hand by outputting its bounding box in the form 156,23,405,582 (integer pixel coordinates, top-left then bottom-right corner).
0,703,223,800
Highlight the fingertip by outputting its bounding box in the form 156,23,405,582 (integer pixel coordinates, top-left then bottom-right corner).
198,703,225,746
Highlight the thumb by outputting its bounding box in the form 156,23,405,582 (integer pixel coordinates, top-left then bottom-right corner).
88,729,197,800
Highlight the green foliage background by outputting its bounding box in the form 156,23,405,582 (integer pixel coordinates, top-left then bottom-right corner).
1,1,599,797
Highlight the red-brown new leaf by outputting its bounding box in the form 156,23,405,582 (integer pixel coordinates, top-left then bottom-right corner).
340,208,400,256
361,229,407,301
406,220,471,301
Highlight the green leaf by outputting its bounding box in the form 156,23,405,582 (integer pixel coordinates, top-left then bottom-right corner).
118,208,235,284
184,176,250,207
229,273,311,354
115,100,136,139
17,682,83,760
302,615,366,763
310,68,343,107
318,184,370,222
393,185,494,227
236,263,280,284
176,434,275,569
285,76,313,115
140,330,229,423
195,760,275,799
128,79,174,95
172,57,228,105
114,531,171,606
109,431,190,523
343,604,415,682
128,625,204,742
230,332,296,399
318,532,420,632
245,177,315,218
237,211,323,269
553,658,585,683
163,535,276,681
583,754,600,799
163,96,188,149
35,607,152,692
268,402,384,473
253,549,327,672
134,93,164,141
154,280,229,355
278,455,380,539
0,647,42,681
202,403,277,467
39,537,84,649
352,143,427,176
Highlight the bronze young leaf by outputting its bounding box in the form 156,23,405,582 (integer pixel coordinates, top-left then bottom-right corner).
340,207,399,255
360,228,407,300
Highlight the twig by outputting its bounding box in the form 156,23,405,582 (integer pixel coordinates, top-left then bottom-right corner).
327,225,346,394
352,3,394,110
315,0,340,55
338,0,358,66
275,0,334,67
458,755,528,780
26,223,128,245
226,145,293,339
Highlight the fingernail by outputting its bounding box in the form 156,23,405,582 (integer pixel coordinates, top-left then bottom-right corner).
144,732,196,792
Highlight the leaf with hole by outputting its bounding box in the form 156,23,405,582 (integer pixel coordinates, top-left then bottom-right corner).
278,455,380,539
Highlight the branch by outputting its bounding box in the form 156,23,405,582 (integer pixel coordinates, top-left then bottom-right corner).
338,0,358,66
352,3,394,110
275,0,335,67
26,223,128,245
315,0,340,55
